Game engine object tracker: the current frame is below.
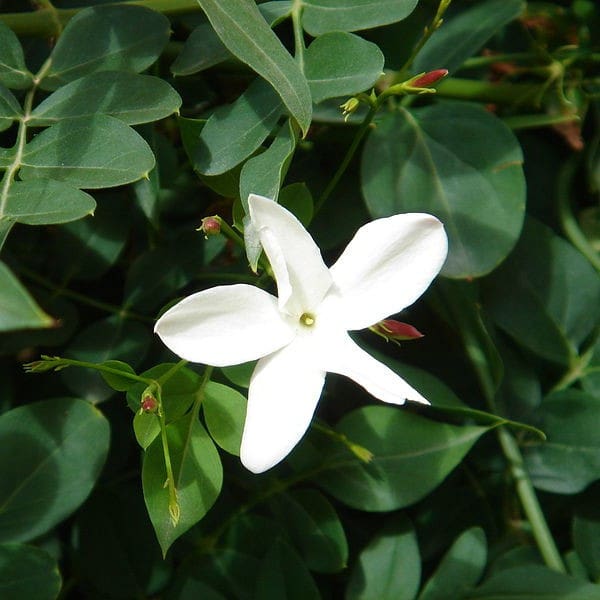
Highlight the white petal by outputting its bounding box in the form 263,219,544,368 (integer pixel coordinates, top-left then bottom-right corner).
329,213,448,330
316,332,429,405
240,341,325,473
154,284,295,367
248,194,332,316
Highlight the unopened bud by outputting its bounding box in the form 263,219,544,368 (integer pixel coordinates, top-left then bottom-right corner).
371,319,424,342
199,216,221,237
410,69,448,88
141,395,158,413
340,97,360,121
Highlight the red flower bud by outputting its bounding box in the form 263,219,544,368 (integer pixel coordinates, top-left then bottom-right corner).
411,69,448,88
200,216,221,236
141,395,158,413
372,319,424,341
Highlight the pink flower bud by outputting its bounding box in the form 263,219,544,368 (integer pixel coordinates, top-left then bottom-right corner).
411,69,448,88
373,319,424,341
200,216,221,236
141,395,158,413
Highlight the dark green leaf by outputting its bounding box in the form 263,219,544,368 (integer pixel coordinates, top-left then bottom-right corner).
62,316,151,403
127,363,201,422
203,381,247,456
419,527,487,600
42,5,170,90
255,538,320,600
279,183,313,226
362,103,526,278
269,489,348,573
171,22,231,76
347,515,420,600
0,84,21,131
143,414,223,556
191,78,282,176
0,261,53,332
20,115,155,188
0,21,32,89
302,0,418,36
239,119,296,209
221,361,255,388
197,0,312,134
414,0,525,74
0,397,110,542
30,72,181,126
2,179,95,225
194,549,260,599
524,390,600,494
482,219,600,365
468,565,600,599
304,32,384,103
293,406,490,511
0,544,61,600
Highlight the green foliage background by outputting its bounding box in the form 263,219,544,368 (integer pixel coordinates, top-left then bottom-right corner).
0,0,599,598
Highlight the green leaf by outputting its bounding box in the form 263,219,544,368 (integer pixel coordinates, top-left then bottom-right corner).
0,84,22,132
362,103,526,278
255,538,320,600
191,78,282,176
62,316,151,403
203,381,247,456
20,115,155,189
413,0,525,74
133,411,161,450
30,72,181,126
347,515,420,600
302,0,418,36
304,32,384,103
470,565,600,599
524,390,600,494
239,119,297,209
293,406,490,511
41,5,170,90
574,492,600,582
0,544,61,600
0,261,53,332
482,219,600,365
142,413,223,556
221,361,255,388
279,183,314,226
0,397,110,542
127,364,201,422
2,179,95,225
419,527,487,600
196,0,312,135
171,22,231,76
269,489,348,573
99,359,137,392
194,549,260,599
0,21,33,89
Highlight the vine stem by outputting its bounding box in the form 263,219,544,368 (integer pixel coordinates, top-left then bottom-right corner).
314,105,377,215
0,0,200,36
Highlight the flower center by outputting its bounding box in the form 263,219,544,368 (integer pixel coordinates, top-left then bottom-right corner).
299,312,316,327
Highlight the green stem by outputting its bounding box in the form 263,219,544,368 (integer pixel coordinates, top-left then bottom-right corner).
460,52,539,70
497,428,566,573
556,156,600,273
157,386,180,526
16,265,154,323
0,0,200,36
314,105,377,215
435,77,543,107
291,0,305,72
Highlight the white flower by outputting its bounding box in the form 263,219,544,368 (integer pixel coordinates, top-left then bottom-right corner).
155,194,448,473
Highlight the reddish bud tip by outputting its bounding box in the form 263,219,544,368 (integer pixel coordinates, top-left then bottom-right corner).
375,320,424,341
200,216,221,236
141,395,158,413
411,69,448,88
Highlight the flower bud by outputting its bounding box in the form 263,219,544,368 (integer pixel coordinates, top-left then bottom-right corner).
140,395,158,413
199,216,221,237
340,97,360,121
410,69,448,88
370,319,424,342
